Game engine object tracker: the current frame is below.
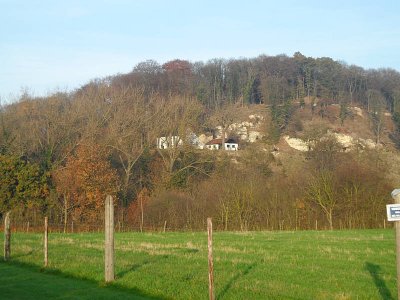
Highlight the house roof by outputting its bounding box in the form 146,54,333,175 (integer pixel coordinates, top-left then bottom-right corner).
206,138,238,145
206,138,222,145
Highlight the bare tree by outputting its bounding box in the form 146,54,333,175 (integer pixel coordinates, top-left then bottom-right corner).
367,89,385,144
306,170,337,230
107,87,161,207
155,95,204,177
209,104,237,150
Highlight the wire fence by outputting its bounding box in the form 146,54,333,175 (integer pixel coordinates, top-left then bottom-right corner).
0,212,392,234
0,212,217,297
0,220,206,234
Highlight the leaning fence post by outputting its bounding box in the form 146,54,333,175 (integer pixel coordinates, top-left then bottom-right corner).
207,218,215,300
105,195,115,282
4,212,11,261
44,217,48,267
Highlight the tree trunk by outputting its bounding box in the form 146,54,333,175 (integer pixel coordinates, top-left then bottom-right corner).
122,160,133,207
221,127,225,151
140,195,144,233
376,122,381,144
63,194,68,234
349,89,353,105
224,209,228,231
328,209,333,230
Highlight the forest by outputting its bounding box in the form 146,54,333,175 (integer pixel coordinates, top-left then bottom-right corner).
1,52,400,231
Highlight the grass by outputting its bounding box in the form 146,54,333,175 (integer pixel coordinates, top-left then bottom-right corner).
0,229,397,299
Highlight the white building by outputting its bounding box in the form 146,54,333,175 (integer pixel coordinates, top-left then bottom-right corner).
205,138,239,151
156,136,183,149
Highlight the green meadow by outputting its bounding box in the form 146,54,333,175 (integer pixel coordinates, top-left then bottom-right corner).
0,230,397,299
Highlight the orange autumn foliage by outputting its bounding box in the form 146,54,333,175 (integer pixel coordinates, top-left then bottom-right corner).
127,188,150,225
55,142,119,223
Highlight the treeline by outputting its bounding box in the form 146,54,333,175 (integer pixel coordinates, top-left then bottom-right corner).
112,52,400,112
0,52,398,231
113,53,400,144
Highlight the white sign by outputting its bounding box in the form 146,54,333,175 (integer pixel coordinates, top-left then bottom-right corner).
387,204,400,221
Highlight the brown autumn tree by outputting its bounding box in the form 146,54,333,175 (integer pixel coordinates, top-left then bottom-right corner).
126,187,150,232
53,164,75,232
162,59,192,75
54,142,119,224
1,92,81,168
162,59,193,94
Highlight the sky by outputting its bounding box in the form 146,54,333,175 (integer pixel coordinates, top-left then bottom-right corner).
1,0,400,103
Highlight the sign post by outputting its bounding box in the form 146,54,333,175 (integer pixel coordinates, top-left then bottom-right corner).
388,189,400,300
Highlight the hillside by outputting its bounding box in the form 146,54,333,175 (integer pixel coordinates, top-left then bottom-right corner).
1,53,400,231
195,99,400,184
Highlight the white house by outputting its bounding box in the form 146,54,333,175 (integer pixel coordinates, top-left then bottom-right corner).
205,138,239,151
157,136,183,149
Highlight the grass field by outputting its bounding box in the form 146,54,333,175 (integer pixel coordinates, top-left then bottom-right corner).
0,229,397,299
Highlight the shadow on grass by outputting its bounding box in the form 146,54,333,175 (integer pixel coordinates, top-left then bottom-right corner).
117,255,169,279
365,262,394,300
217,263,256,299
0,260,163,300
11,250,33,258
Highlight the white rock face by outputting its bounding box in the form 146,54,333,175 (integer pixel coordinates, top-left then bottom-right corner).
358,138,377,149
239,134,248,141
352,107,363,117
221,114,264,143
248,131,262,143
198,134,212,144
284,133,377,152
250,114,264,121
333,133,354,148
197,134,213,149
284,136,309,151
228,123,237,130
332,133,377,149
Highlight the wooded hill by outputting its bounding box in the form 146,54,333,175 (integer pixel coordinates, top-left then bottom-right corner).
1,52,399,231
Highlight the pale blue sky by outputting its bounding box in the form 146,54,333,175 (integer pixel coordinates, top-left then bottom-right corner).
1,0,399,103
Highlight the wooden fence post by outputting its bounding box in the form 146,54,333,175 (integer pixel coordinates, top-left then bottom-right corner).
105,195,115,282
4,212,11,261
207,218,215,300
391,190,400,300
44,217,48,267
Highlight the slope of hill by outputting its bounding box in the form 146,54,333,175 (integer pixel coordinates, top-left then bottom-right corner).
1,53,400,231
